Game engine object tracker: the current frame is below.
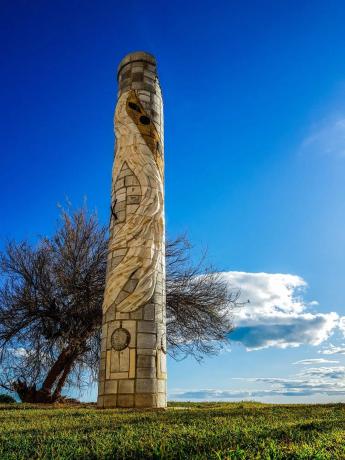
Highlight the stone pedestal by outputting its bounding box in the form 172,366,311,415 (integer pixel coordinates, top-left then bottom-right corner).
97,52,167,409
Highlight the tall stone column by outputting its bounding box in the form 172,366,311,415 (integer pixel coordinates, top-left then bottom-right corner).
97,52,167,409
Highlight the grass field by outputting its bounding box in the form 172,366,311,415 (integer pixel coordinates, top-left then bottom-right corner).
0,402,345,459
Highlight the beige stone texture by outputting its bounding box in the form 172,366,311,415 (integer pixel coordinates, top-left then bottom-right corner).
138,321,156,333
135,394,157,408
104,380,118,394
103,394,118,408
118,380,135,394
117,394,134,408
99,51,166,409
129,349,136,378
136,378,157,394
157,392,167,408
137,333,156,348
137,354,155,369
137,368,156,378
144,304,155,320
157,379,166,394
119,348,130,371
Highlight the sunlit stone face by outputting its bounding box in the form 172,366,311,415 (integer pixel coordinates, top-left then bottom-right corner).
97,52,167,409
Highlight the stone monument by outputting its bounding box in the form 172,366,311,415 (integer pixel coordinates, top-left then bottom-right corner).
97,51,167,408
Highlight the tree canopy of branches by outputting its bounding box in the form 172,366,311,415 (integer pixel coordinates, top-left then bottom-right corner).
0,207,237,403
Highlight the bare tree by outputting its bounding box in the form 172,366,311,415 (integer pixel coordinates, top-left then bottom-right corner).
166,236,237,361
0,207,237,403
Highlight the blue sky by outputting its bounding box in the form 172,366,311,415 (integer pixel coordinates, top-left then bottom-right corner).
1,0,345,403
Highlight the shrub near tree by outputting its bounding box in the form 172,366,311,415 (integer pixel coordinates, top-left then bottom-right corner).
0,207,236,403
0,393,16,403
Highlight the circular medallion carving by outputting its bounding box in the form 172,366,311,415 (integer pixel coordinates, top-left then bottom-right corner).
161,333,167,354
111,328,130,351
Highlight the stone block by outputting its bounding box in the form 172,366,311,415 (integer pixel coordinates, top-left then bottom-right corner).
123,279,138,293
119,348,130,371
115,312,130,320
98,369,105,381
115,290,129,305
105,303,115,323
157,379,166,394
137,333,156,348
97,396,104,408
115,177,125,190
109,371,128,379
160,352,167,374
138,321,156,333
157,392,167,408
137,354,155,368
98,380,105,396
117,394,134,408
137,368,156,378
137,348,156,355
144,304,155,320
130,308,142,319
136,379,157,393
118,380,135,394
103,394,117,408
129,349,136,378
135,393,157,408
110,350,120,373
105,380,118,394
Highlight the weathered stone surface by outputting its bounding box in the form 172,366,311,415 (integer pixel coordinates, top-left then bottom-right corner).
136,378,157,394
118,380,135,394
138,321,156,333
98,51,167,409
105,380,118,394
117,394,134,408
137,354,155,369
137,368,156,378
137,333,156,349
135,393,157,408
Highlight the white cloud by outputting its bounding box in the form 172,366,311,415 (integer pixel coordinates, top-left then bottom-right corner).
223,272,339,350
293,358,339,365
319,345,345,355
339,317,345,334
170,366,345,400
297,366,345,380
301,116,345,158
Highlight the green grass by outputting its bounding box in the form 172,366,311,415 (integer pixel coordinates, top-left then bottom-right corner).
0,402,345,459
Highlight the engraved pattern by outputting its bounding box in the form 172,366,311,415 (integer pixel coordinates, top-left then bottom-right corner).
103,90,164,313
111,328,131,351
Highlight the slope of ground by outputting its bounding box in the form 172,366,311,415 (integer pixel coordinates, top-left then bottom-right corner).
0,402,344,459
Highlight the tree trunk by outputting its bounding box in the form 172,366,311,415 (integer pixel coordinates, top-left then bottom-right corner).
41,348,72,393
14,347,74,403
51,356,75,401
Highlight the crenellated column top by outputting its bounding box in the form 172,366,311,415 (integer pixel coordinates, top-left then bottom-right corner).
117,51,159,98
117,51,156,77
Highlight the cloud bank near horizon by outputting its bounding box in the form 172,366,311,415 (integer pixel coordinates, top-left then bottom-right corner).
222,271,342,351
170,366,345,400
